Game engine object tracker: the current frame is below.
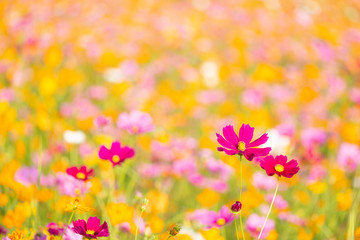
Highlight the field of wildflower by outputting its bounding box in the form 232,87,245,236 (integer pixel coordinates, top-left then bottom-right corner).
1,0,360,239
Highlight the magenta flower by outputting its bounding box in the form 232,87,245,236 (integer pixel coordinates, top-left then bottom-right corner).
216,124,271,161
47,222,64,236
72,216,109,239
260,155,300,178
98,141,135,167
117,110,154,134
66,166,94,181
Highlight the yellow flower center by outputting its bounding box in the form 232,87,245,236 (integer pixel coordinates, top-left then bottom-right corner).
275,164,284,172
76,172,86,179
132,126,139,133
112,155,121,163
216,218,226,226
238,141,246,151
86,230,95,235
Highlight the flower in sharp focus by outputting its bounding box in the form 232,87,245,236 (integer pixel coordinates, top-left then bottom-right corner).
260,155,300,178
216,124,271,161
72,216,109,239
66,166,94,181
98,141,135,167
117,110,154,134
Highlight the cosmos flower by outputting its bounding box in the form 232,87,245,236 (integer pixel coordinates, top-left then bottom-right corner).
63,130,86,144
66,166,94,181
98,141,135,167
117,110,154,134
216,124,271,161
187,206,234,229
72,216,109,239
93,116,112,128
260,155,300,178
246,214,275,239
47,222,64,236
231,201,242,213
338,143,360,171
56,173,91,196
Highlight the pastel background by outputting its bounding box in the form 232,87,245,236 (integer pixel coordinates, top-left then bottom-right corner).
1,0,360,239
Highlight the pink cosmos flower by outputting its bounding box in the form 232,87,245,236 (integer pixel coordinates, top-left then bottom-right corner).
216,124,271,161
72,216,109,239
14,166,38,187
260,155,300,178
117,110,154,134
246,214,275,239
252,172,277,190
187,206,234,229
56,173,91,196
266,194,288,210
94,116,112,128
338,143,360,171
301,128,327,150
66,166,94,181
98,141,135,167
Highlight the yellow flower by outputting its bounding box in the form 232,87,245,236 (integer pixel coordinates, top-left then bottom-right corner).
148,215,165,234
8,230,23,240
147,190,169,214
64,198,95,213
106,203,134,225
337,189,352,211
0,193,8,206
200,227,224,240
308,181,327,195
196,188,220,208
298,228,313,240
44,46,63,67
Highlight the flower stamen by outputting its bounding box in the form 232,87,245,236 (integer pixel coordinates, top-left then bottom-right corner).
238,141,246,151
274,164,284,172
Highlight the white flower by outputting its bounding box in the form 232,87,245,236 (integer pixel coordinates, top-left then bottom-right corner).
262,129,291,155
63,130,86,144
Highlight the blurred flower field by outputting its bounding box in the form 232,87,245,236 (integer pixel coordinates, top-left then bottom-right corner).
1,0,360,239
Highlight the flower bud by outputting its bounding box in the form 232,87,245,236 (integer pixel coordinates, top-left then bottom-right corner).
140,198,149,212
168,223,181,236
231,201,242,213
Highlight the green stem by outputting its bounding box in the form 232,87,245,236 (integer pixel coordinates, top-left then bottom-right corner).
238,155,245,240
258,177,280,239
234,215,240,240
135,210,144,240
60,210,75,240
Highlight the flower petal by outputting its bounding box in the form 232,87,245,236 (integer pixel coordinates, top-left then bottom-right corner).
98,145,111,160
86,216,101,231
216,133,236,149
96,222,110,237
222,125,239,145
239,124,254,144
247,133,269,148
244,147,271,161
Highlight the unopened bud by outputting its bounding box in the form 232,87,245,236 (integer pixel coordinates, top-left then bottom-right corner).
168,223,181,236
231,201,242,213
140,198,149,212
